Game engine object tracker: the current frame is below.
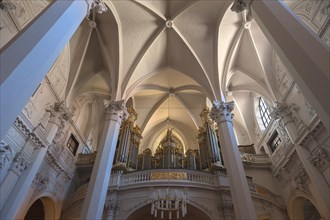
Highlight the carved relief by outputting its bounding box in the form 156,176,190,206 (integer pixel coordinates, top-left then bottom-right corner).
274,54,293,101
294,0,321,19
48,69,65,97
0,10,18,48
26,0,49,15
0,141,12,168
292,168,309,192
104,200,119,219
309,148,328,171
9,1,32,29
32,171,49,192
10,152,30,175
23,101,36,119
150,172,187,180
313,1,330,28
304,99,316,120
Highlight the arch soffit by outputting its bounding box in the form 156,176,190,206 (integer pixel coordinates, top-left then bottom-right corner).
287,190,321,220
123,199,212,220
23,193,58,220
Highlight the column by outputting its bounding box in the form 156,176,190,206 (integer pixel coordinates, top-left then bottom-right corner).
272,102,330,219
0,0,108,139
0,102,71,219
232,0,330,131
81,100,127,220
210,101,257,219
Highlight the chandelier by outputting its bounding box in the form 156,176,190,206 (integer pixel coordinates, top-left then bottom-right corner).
151,189,187,219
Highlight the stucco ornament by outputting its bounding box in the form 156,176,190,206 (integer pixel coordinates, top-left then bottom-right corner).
0,141,12,168
87,0,108,14
231,0,248,13
104,100,128,122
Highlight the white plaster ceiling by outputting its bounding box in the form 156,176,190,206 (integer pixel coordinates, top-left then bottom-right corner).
67,0,276,152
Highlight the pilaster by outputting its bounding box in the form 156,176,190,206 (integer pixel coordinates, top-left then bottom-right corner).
271,102,330,219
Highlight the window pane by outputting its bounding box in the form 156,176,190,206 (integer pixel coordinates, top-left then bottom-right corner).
259,98,271,128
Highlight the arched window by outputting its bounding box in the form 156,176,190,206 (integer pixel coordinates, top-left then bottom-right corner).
259,97,271,128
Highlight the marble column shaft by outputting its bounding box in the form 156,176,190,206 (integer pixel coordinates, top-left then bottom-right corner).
80,100,127,220
211,101,257,220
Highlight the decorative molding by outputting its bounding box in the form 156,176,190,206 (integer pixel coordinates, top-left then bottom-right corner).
210,101,235,124
13,117,45,149
46,150,74,181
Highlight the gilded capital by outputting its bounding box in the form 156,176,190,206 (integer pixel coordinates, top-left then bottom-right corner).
210,101,235,124
127,107,138,123
104,100,127,123
200,107,212,124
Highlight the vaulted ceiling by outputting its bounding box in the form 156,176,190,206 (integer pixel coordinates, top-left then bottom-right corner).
66,0,279,153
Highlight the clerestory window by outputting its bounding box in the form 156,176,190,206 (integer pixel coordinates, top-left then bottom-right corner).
259,97,271,129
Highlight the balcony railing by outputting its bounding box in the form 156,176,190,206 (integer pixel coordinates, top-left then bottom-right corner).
110,169,219,188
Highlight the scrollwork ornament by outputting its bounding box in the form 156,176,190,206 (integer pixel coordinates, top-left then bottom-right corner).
271,102,292,121
200,107,213,124
210,101,235,124
0,141,12,168
275,120,290,143
293,168,309,192
309,148,328,170
32,172,49,192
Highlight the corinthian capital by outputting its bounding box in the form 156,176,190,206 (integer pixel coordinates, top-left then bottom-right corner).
104,100,127,123
47,101,72,122
231,0,248,13
87,0,108,14
210,101,235,124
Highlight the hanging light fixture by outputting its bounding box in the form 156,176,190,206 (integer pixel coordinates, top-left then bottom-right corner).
151,188,187,219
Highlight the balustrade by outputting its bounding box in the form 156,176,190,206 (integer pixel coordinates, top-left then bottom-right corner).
117,169,217,187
